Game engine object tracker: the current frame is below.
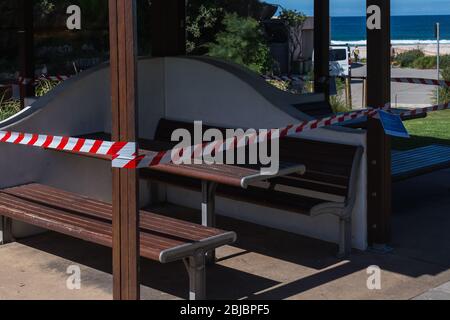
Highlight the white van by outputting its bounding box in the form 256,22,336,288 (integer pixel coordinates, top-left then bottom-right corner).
329,46,351,77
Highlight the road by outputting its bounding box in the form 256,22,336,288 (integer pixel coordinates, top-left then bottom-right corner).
348,64,440,109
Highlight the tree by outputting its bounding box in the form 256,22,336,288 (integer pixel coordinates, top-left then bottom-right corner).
186,0,277,55
208,13,272,74
279,8,307,71
186,3,224,54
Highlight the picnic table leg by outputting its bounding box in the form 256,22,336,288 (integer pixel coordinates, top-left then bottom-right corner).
184,252,206,301
0,216,14,245
201,181,218,264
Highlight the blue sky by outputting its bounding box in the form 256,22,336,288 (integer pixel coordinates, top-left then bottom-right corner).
276,0,450,17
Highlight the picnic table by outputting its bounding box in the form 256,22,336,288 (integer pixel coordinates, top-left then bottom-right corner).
68,133,306,261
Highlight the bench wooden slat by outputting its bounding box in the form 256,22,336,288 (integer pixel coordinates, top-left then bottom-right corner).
0,184,236,262
392,145,450,181
2,184,224,242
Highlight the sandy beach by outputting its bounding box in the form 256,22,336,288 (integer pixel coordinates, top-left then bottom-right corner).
350,44,450,59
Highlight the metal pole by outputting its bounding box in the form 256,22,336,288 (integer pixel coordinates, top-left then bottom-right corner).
436,22,440,104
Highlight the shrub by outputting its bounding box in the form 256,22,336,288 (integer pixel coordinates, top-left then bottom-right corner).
412,55,450,69
267,79,290,91
208,13,272,74
440,55,450,70
412,56,436,69
330,78,351,113
395,49,424,68
441,64,450,81
0,89,21,122
35,78,61,97
330,95,351,113
432,65,450,104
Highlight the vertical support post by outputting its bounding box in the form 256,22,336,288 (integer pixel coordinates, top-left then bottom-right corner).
151,0,186,57
184,253,206,300
0,217,14,245
18,0,35,108
366,0,392,249
314,0,330,101
201,181,217,264
109,0,140,300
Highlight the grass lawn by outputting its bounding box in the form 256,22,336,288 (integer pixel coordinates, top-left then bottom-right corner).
392,109,450,150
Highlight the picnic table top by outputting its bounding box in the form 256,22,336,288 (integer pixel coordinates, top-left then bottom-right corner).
61,133,305,189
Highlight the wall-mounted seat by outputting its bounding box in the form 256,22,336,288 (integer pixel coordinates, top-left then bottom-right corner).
142,118,364,257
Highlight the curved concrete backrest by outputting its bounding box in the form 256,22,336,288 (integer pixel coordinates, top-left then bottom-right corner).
0,56,365,191
0,56,368,249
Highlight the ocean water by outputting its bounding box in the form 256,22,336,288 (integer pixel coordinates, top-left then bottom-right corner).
331,15,450,45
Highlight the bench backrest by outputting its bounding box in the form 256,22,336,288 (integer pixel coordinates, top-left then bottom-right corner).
155,119,363,203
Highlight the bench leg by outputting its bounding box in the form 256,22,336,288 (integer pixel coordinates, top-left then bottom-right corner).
0,216,14,245
337,216,352,258
201,181,217,264
184,253,206,300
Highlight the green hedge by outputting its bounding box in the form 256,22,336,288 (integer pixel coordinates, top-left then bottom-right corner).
395,49,424,67
412,55,450,69
395,49,450,69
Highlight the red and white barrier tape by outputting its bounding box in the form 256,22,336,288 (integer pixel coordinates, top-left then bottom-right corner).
1,101,448,169
391,77,450,88
397,102,450,118
116,108,378,169
0,130,136,160
262,75,307,82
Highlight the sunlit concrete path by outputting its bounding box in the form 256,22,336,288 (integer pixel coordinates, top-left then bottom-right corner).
351,64,439,108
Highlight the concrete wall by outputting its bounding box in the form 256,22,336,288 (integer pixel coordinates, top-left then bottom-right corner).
0,57,368,250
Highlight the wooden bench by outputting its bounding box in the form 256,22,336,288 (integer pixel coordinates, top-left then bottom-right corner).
144,119,364,257
392,144,450,181
0,183,236,300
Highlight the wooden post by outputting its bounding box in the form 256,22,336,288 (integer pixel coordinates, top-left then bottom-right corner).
314,0,330,101
151,0,186,57
18,0,35,108
366,0,392,249
109,0,140,300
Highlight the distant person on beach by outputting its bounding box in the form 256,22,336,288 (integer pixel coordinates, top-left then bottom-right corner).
353,46,360,63
391,46,396,64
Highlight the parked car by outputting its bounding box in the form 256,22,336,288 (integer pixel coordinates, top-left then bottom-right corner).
312,46,351,78
329,46,351,77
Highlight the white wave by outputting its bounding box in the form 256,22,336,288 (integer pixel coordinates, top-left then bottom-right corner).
331,39,450,46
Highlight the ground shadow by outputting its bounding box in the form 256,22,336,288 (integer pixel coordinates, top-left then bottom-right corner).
13,168,450,299
18,232,278,300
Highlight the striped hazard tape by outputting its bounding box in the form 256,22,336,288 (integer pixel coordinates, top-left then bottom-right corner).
1,101,448,169
391,77,450,88
397,102,450,118
0,130,136,160
118,108,379,169
262,75,307,82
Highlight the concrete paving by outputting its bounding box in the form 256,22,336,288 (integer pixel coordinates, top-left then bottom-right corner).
349,64,439,109
415,281,450,300
0,169,449,300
